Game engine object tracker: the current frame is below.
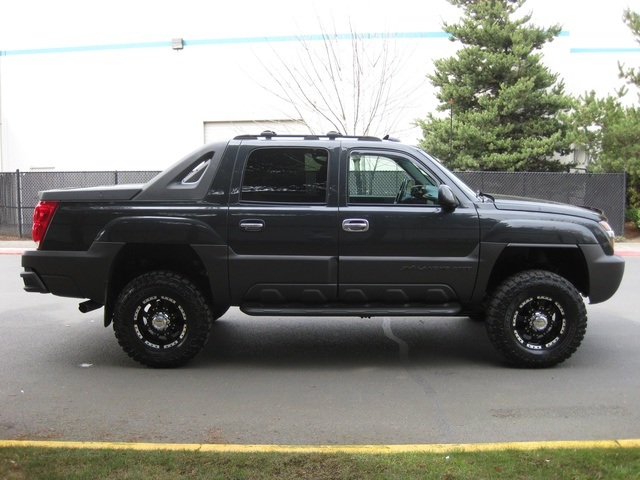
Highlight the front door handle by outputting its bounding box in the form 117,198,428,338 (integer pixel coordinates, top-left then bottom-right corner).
342,219,369,232
239,219,265,232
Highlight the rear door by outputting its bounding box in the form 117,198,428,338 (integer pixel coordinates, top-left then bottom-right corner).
338,149,480,305
227,142,340,304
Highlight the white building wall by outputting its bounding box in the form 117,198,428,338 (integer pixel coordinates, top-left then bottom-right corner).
0,0,639,172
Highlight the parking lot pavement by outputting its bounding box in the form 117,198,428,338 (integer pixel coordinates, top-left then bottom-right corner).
1,250,640,445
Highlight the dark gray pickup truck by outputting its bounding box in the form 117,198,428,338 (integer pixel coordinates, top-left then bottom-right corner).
21,132,625,368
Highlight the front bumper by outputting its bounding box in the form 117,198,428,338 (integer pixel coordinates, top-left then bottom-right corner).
580,244,625,304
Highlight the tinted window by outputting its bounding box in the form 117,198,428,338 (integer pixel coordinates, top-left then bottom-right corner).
348,152,440,205
241,148,329,203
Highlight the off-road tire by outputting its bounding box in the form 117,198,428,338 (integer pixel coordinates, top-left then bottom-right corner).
113,270,212,368
486,270,587,368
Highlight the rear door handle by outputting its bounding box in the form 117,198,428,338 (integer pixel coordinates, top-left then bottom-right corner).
239,219,265,232
342,219,369,232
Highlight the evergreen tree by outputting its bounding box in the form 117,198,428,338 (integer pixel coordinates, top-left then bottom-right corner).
619,8,640,92
570,93,640,208
566,92,623,165
614,9,640,207
417,0,573,171
568,8,640,208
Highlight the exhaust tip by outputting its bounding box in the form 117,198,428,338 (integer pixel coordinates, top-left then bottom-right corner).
78,300,103,314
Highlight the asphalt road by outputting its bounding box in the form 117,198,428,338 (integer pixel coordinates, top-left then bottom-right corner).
1,253,638,445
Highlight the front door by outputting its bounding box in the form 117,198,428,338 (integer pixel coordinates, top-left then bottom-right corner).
338,149,480,305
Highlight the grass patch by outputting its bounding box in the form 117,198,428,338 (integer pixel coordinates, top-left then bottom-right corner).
1,446,639,479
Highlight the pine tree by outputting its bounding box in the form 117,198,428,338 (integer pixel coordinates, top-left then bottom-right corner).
567,8,640,208
615,9,640,207
417,0,573,171
619,8,640,92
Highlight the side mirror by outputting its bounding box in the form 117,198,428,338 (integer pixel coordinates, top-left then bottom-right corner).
438,185,459,210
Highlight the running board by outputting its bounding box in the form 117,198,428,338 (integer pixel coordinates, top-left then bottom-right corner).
240,303,462,317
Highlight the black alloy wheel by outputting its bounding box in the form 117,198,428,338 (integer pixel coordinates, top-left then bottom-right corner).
486,270,587,368
113,271,212,367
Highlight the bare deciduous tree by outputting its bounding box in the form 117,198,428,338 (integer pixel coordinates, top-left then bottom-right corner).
259,20,421,137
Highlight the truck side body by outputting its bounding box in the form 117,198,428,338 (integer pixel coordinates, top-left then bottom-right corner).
21,135,625,368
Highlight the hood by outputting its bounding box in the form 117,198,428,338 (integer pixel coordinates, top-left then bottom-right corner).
490,194,605,221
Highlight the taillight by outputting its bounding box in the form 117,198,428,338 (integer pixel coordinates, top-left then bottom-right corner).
32,201,59,245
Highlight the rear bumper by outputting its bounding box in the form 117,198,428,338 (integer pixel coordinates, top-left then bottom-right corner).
21,270,49,293
21,242,124,301
580,244,625,304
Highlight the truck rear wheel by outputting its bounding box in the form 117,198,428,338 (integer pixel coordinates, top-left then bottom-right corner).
486,270,587,368
113,271,212,367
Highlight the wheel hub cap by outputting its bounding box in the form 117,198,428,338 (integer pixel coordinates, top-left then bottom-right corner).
151,312,171,331
531,311,549,331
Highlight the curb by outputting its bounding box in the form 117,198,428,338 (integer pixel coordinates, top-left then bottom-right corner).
0,248,33,255
617,248,640,256
1,439,639,453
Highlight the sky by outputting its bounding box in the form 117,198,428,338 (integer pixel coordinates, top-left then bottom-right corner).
0,0,637,50
2,0,639,96
1,0,640,171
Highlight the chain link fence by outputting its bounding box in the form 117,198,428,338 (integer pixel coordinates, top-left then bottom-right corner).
0,171,160,238
0,170,627,238
456,171,626,236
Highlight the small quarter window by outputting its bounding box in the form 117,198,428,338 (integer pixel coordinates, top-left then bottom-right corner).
180,152,213,185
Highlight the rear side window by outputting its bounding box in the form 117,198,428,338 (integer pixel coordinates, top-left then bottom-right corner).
241,148,329,204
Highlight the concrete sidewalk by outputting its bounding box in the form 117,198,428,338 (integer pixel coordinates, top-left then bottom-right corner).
0,240,36,255
2,240,640,255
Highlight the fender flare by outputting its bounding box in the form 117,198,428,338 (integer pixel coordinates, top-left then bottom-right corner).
95,216,224,245
96,216,230,327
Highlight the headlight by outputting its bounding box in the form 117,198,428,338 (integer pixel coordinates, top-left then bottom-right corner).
599,220,615,249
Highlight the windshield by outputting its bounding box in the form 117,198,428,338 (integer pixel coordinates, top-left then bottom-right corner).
409,146,478,199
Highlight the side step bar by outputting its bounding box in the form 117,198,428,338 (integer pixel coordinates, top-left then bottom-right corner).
240,303,462,317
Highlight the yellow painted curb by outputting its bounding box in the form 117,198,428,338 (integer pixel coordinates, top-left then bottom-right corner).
0,439,639,453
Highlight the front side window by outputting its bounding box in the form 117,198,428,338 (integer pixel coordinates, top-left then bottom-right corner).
241,148,329,204
348,152,439,205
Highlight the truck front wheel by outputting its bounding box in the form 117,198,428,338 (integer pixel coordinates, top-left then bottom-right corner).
112,271,212,368
486,270,587,368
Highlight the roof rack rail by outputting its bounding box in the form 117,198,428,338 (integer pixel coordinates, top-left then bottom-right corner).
233,131,383,141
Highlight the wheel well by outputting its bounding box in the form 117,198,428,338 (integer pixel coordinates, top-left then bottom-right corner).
486,246,589,299
105,244,212,324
